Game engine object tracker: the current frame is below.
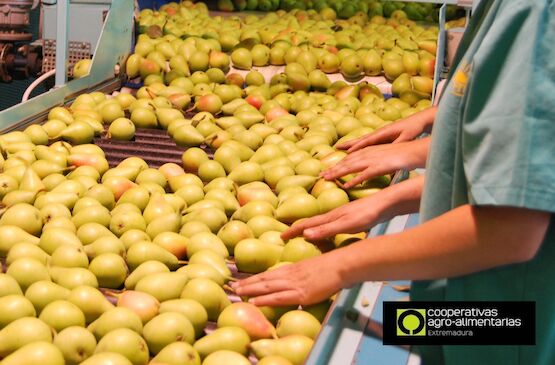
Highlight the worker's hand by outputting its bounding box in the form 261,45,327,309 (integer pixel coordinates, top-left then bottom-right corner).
337,107,436,152
321,138,429,189
281,193,384,241
232,253,343,306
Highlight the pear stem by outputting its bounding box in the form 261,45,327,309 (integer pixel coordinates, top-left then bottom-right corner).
223,284,235,292
101,289,122,298
177,260,188,265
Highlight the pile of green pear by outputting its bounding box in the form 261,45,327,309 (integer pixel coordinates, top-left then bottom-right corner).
0,127,338,365
131,1,438,88
0,2,440,364
0,80,378,364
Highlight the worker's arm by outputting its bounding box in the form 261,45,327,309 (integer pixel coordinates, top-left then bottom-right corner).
321,138,430,188
337,106,437,152
282,175,424,241
234,205,550,306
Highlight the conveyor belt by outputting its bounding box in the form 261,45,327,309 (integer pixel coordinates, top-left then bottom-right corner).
94,128,213,168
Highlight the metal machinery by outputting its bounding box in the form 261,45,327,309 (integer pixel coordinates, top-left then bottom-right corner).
0,1,474,364
0,0,132,130
0,0,42,82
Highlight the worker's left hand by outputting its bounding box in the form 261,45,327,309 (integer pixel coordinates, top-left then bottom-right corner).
280,195,384,241
321,138,429,189
232,253,343,307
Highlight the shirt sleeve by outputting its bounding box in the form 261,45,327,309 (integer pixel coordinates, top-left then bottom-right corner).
461,0,555,212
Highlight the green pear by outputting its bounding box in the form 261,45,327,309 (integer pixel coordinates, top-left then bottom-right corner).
232,201,275,223
120,229,151,249
181,207,228,233
182,147,209,174
53,326,97,365
159,299,208,339
180,220,210,237
124,261,169,290
143,193,175,224
231,48,252,69
0,317,54,358
84,184,115,210
237,183,278,207
39,228,82,255
204,188,239,216
89,253,127,289
110,212,147,237
235,238,283,273
197,160,226,183
146,213,181,239
50,246,88,268
0,295,35,328
177,263,229,286
2,189,38,207
0,203,42,236
40,203,71,224
227,161,264,186
0,174,19,199
49,267,98,289
259,231,286,246
203,350,251,365
67,285,112,324
39,300,85,332
43,217,76,232
151,342,200,365
85,236,126,259
6,257,50,291
250,335,314,365
34,192,80,210
135,168,167,188
135,272,188,302
87,307,143,340
187,232,229,259
278,187,311,203
276,194,320,224
276,310,321,339
295,158,324,177
317,188,349,213
6,242,49,265
143,312,195,355
80,352,133,365
72,197,101,215
173,124,205,147
187,250,231,278
281,238,321,262
265,165,295,189
180,278,230,321
217,220,253,255
126,241,179,271
217,302,276,340
94,328,149,365
194,327,250,359
275,175,318,194
25,280,71,314
0,273,22,297
1,341,64,365
19,167,46,192
71,205,111,229
247,216,289,237
77,223,113,246
59,121,94,144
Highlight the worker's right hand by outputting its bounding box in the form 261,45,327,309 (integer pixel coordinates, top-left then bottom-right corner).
337,107,436,152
